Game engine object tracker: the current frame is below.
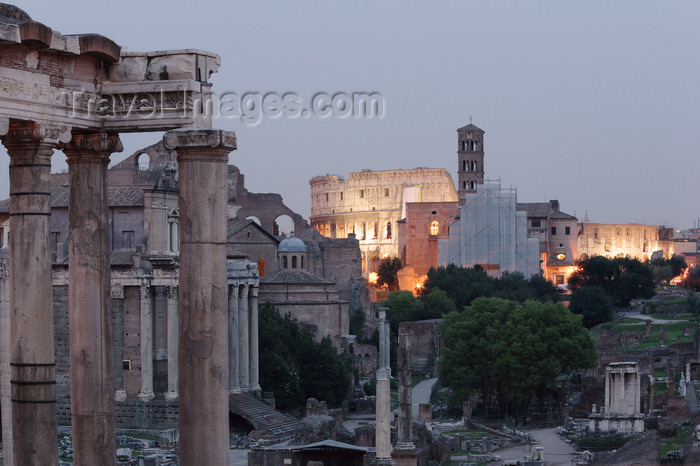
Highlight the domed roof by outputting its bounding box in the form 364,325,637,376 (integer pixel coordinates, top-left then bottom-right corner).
278,236,306,253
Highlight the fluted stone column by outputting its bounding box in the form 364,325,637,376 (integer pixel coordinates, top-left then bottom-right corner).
374,308,394,465
0,256,12,466
3,121,61,466
165,286,178,401
64,130,122,466
163,129,236,465
229,284,241,394
250,285,260,390
138,285,155,401
239,284,250,389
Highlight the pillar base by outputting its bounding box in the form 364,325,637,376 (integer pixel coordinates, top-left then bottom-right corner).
115,390,127,402
165,391,178,402
391,446,418,466
372,457,396,465
229,388,242,395
138,391,155,402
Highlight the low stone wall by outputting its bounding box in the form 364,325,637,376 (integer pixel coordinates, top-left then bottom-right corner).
57,397,179,430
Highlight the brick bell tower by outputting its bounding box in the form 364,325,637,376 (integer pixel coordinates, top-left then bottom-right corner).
457,120,485,205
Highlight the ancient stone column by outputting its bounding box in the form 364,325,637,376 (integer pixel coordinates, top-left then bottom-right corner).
250,285,260,390
163,129,235,465
229,284,241,394
64,130,122,465
138,285,155,401
393,328,417,466
3,121,61,466
374,308,394,465
112,285,127,402
649,374,655,414
239,284,250,389
0,255,12,466
165,286,178,401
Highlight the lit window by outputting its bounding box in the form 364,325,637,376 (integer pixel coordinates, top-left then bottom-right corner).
386,222,392,239
430,220,439,236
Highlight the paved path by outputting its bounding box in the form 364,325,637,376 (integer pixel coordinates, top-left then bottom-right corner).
452,427,575,465
495,428,574,466
622,309,685,324
412,377,437,421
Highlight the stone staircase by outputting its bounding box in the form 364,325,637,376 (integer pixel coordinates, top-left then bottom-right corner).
229,392,299,444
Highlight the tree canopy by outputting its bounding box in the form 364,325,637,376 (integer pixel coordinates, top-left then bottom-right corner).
440,297,597,424
569,286,614,328
567,256,655,306
258,303,351,411
377,256,402,291
422,265,559,309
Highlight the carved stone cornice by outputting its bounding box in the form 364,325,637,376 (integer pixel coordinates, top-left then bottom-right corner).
167,286,178,300
62,131,123,156
163,128,236,152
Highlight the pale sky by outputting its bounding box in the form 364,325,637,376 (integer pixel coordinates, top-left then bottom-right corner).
3,1,700,228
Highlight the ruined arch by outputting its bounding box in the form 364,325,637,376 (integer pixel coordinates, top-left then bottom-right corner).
273,214,294,236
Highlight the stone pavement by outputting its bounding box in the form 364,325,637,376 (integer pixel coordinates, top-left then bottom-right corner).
493,427,575,465
452,427,575,465
412,377,437,420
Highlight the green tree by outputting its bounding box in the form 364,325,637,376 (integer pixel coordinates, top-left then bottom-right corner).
569,286,614,328
423,288,456,319
377,257,402,291
686,294,700,318
385,290,424,334
568,256,654,306
258,303,351,411
440,297,597,424
349,307,366,339
684,265,700,291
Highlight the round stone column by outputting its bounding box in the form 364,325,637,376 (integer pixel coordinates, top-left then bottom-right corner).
165,286,179,401
163,129,236,465
229,284,241,394
249,285,260,390
64,131,122,466
239,285,250,388
2,121,59,466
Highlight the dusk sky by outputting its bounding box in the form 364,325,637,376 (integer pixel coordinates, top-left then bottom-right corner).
3,1,700,228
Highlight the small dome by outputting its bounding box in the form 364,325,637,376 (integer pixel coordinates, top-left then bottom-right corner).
278,236,306,252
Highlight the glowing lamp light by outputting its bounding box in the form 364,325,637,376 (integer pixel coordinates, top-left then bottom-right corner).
368,272,378,284
556,253,566,260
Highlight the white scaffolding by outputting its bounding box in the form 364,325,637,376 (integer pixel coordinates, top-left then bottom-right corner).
439,181,540,277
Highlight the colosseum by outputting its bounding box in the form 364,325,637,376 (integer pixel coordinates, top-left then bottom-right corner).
309,168,458,275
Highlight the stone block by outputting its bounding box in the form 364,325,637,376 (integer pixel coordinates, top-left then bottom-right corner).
147,54,197,81
109,56,148,82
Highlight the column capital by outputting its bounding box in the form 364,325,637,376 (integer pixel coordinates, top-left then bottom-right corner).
110,285,124,300
2,121,57,156
167,285,178,301
163,128,237,152
62,131,123,157
229,284,239,299
239,284,249,298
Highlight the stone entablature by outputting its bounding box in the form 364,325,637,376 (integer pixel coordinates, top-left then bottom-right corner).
0,9,219,134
